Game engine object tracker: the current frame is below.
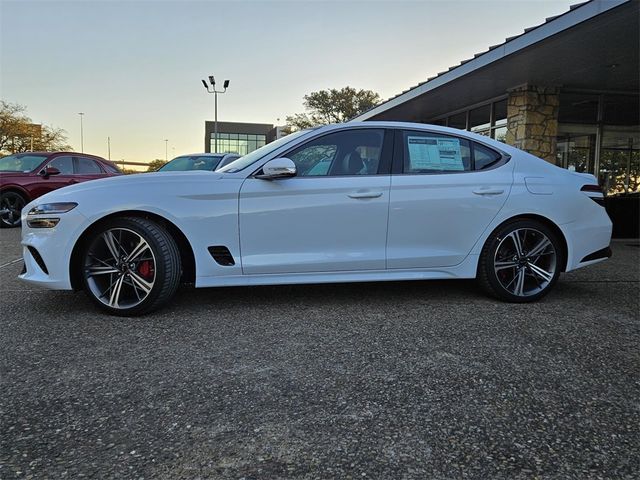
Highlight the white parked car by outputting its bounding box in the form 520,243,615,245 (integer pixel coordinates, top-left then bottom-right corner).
156,152,241,172
19,122,612,316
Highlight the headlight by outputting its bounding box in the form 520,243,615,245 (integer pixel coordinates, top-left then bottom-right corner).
28,202,78,216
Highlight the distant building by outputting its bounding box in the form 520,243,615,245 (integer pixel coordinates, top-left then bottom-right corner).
204,121,288,155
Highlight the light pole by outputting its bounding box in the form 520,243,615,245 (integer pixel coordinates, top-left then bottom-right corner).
78,112,84,153
201,75,229,152
164,139,168,161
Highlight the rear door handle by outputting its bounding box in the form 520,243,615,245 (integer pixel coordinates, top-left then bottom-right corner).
473,188,504,196
348,191,383,199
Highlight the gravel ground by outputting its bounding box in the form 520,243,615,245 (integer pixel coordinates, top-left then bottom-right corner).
0,227,638,479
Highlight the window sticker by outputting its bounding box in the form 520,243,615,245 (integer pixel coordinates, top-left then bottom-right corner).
407,136,465,171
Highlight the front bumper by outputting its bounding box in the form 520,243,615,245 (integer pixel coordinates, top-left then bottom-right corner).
18,209,88,290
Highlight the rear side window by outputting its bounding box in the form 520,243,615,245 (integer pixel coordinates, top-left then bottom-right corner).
75,157,103,174
473,143,502,170
48,156,74,175
402,131,472,173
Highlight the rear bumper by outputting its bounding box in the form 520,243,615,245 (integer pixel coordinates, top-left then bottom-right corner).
561,208,612,272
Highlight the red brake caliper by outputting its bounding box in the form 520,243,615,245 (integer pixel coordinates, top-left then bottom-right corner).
137,260,154,280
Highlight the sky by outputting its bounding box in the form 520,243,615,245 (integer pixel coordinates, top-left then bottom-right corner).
1,0,578,164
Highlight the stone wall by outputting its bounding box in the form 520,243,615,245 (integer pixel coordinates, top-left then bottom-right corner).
505,85,559,163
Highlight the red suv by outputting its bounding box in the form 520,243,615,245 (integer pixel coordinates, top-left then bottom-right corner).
0,152,121,228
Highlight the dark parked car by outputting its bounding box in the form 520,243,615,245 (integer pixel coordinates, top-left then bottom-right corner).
0,152,121,227
156,153,241,172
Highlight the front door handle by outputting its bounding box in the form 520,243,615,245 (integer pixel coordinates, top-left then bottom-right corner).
473,188,504,196
348,191,383,199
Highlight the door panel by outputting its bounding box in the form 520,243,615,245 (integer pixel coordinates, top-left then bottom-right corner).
30,156,76,198
239,176,391,274
387,168,513,268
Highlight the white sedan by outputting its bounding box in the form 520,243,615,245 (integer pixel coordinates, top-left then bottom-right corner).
19,122,612,316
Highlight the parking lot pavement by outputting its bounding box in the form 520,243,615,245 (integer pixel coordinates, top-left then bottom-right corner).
0,229,638,480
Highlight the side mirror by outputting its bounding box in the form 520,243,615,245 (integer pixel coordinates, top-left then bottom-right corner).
256,158,297,180
41,166,61,178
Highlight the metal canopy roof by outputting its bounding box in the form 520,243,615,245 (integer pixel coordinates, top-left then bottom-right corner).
352,0,638,122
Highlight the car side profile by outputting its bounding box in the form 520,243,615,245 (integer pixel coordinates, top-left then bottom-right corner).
156,153,241,172
0,152,121,228
19,122,612,316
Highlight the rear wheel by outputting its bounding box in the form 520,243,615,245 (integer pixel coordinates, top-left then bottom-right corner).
0,191,26,228
80,217,182,316
477,219,563,302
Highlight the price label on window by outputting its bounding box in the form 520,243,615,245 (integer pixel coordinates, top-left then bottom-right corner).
407,136,465,171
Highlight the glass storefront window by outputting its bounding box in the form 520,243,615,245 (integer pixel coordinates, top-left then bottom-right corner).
556,133,596,173
212,133,267,155
448,112,466,129
493,99,507,127
492,126,507,143
469,105,491,133
599,127,640,195
431,99,507,140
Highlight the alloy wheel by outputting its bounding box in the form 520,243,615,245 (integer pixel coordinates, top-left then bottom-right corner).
83,227,156,309
493,228,557,297
0,192,26,227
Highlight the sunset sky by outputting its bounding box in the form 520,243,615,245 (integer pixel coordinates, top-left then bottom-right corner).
1,0,577,164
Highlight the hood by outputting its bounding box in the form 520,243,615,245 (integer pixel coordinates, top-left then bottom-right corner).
32,170,225,204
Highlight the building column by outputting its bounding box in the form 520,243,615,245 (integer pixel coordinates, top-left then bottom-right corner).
505,85,559,164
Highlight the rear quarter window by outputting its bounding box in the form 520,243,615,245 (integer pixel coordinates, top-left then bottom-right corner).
473,143,503,170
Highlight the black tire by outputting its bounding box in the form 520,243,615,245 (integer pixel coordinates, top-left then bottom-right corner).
80,216,182,316
477,219,563,303
0,191,27,228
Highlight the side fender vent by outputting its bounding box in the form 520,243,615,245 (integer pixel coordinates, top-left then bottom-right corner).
208,246,235,266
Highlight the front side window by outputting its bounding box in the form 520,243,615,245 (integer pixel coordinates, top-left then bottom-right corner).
75,157,103,174
48,156,74,175
402,131,471,173
286,129,385,176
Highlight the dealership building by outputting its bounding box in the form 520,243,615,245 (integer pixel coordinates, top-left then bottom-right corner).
354,0,638,210
203,121,287,156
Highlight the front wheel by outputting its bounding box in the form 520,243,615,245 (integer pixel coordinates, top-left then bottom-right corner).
0,191,27,228
80,217,182,316
477,220,563,302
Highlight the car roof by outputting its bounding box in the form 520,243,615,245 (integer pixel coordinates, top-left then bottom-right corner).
312,121,517,155
13,151,107,158
173,153,224,158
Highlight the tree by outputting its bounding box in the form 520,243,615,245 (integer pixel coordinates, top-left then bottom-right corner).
286,87,381,131
0,101,71,155
147,159,168,172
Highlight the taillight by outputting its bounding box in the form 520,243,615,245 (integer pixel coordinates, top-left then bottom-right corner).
581,184,605,206
580,184,603,193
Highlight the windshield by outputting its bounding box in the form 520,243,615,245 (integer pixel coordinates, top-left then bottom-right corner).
0,154,48,172
217,130,311,173
158,155,223,172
